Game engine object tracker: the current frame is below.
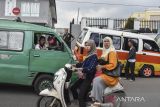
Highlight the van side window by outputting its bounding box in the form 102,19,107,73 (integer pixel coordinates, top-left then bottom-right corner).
123,37,138,51
143,40,159,52
90,33,100,47
0,31,24,51
34,33,62,50
100,34,121,50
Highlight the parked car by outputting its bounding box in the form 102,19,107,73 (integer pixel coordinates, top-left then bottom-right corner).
73,27,160,77
0,20,74,93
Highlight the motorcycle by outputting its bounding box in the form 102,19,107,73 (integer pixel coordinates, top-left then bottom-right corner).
37,64,125,107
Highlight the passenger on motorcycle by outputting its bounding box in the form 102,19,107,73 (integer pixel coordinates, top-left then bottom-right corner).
90,37,122,106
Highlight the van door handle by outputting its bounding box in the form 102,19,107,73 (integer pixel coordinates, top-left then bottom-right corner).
33,54,40,57
143,53,146,55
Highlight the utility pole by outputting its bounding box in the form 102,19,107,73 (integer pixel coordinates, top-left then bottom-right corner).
77,8,80,24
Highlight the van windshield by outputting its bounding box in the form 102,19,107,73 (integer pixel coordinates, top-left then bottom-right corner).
155,34,160,42
77,29,88,44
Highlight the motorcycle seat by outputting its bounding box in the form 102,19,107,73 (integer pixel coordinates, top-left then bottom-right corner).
104,82,124,95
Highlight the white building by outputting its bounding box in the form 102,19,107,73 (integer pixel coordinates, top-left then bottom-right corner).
0,0,57,27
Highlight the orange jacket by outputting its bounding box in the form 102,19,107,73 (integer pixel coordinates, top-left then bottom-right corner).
100,51,119,86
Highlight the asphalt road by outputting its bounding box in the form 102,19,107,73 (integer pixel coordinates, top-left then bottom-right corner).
0,78,160,107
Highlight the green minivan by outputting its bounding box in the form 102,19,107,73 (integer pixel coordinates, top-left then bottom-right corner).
0,20,74,93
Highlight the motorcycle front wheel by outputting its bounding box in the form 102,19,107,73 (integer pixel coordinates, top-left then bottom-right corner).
37,96,62,107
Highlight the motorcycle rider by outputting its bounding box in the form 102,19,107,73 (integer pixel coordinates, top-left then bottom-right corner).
71,40,98,107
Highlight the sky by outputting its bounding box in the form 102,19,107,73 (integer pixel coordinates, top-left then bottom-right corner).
55,0,160,28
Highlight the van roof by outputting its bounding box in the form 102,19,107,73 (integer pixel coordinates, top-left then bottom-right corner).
85,27,154,41
0,20,54,32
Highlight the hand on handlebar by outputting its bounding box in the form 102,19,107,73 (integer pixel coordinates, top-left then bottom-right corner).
71,64,76,67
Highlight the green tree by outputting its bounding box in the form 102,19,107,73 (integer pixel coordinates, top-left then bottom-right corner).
125,18,135,29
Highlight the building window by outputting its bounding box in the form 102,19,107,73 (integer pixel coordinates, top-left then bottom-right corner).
21,2,40,17
0,31,24,51
5,0,17,16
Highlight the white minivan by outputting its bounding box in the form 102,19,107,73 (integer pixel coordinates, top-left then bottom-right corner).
74,27,160,77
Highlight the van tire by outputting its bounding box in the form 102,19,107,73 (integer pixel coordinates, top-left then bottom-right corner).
34,74,53,94
140,65,154,77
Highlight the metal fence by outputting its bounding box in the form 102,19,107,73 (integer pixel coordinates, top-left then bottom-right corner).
140,20,160,33
85,17,108,28
84,18,129,29
113,19,128,29
82,17,160,33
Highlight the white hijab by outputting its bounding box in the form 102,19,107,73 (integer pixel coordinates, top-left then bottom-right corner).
101,37,116,58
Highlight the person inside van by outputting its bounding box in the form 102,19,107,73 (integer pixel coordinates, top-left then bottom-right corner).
71,40,98,107
125,39,136,81
35,36,47,50
90,37,121,106
47,36,58,50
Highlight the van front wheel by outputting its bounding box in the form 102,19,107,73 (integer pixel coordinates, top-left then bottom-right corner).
140,65,154,77
34,74,53,94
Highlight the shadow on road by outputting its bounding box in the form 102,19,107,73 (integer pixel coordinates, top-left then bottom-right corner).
0,84,40,107
0,84,35,94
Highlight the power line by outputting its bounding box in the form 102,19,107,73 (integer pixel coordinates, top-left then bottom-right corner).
56,0,159,8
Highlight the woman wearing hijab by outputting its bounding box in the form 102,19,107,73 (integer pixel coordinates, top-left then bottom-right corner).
71,40,98,107
90,37,121,106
